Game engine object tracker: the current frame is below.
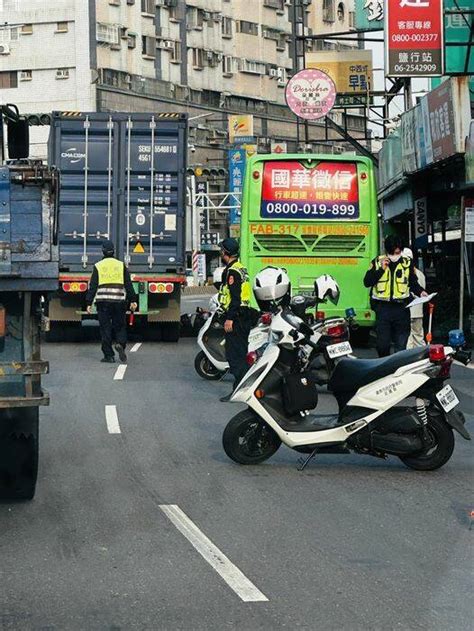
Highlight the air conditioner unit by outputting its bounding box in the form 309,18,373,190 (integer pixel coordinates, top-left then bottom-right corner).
125,74,132,83
206,51,213,60
0,44,10,55
262,29,269,38
269,68,278,78
277,67,284,78
120,27,129,39
56,68,70,79
202,11,211,20
213,13,221,22
163,40,174,49
333,146,344,154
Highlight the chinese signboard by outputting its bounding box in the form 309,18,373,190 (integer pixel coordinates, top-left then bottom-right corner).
306,51,373,106
414,197,429,247
465,198,474,243
285,69,337,120
228,114,254,144
355,0,384,30
442,1,474,75
425,78,457,161
271,141,288,154
228,149,246,224
195,180,208,233
260,161,359,220
386,0,444,77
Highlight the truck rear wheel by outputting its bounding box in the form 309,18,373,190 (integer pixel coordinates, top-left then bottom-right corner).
0,407,39,501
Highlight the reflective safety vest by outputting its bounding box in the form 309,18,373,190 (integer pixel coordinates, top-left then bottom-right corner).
218,260,251,312
95,257,126,302
372,255,411,302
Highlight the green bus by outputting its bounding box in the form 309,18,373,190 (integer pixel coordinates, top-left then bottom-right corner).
239,153,379,334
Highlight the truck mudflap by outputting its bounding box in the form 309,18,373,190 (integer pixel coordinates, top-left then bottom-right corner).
445,409,471,440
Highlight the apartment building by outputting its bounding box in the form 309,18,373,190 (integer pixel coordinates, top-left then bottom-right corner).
0,0,361,162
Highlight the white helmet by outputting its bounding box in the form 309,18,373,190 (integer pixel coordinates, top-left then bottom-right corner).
253,266,291,308
212,266,224,289
314,274,340,305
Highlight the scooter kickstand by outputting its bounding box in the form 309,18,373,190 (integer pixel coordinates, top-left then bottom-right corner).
297,448,318,471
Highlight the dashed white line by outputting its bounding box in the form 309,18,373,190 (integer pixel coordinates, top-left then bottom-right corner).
159,504,268,603
130,343,142,353
113,364,127,380
105,405,121,434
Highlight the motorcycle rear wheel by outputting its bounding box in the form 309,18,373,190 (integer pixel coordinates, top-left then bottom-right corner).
223,409,281,465
399,408,454,471
194,350,226,381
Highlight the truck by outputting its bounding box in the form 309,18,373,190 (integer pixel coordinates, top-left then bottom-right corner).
0,105,59,499
47,111,187,342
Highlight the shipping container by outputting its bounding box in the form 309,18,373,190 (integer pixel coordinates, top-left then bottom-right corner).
47,111,188,341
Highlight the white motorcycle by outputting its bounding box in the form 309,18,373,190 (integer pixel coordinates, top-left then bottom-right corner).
222,308,471,471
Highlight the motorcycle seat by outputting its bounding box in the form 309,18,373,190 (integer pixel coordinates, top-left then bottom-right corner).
329,347,430,393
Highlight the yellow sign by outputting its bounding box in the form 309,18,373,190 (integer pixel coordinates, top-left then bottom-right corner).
133,242,145,253
229,224,241,239
243,143,257,158
228,114,254,143
306,50,373,94
194,167,203,177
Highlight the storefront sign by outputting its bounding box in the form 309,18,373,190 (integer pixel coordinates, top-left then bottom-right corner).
306,50,373,104
228,149,246,224
260,161,359,220
285,69,337,121
355,0,384,30
386,0,444,77
271,141,287,154
228,114,254,144
401,108,418,173
442,0,474,75
425,78,457,162
465,198,474,243
195,180,208,233
197,253,206,280
414,197,429,246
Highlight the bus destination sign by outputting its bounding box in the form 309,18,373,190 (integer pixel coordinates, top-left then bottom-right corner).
260,161,359,220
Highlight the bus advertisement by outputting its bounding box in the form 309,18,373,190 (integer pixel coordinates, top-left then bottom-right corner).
239,154,379,332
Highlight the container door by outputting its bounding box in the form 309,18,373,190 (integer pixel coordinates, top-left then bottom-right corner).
119,115,185,271
53,115,120,270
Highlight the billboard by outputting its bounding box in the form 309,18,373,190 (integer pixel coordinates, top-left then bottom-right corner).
260,161,359,221
355,0,384,30
228,149,246,224
306,50,373,104
386,0,444,77
285,69,337,120
228,115,254,144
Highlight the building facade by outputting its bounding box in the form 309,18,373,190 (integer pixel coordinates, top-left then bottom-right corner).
0,0,361,163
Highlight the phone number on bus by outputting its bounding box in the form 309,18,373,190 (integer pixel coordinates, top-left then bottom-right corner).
261,201,359,220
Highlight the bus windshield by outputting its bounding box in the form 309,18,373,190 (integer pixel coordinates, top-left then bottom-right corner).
239,154,379,328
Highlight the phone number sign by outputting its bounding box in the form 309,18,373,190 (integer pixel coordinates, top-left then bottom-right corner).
386,0,444,77
261,161,359,220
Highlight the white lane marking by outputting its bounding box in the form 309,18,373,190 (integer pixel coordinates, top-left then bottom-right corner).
105,405,121,434
130,343,142,353
113,364,127,380
159,504,268,603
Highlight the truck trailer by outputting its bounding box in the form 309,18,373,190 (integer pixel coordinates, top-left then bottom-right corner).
47,112,187,342
0,105,59,499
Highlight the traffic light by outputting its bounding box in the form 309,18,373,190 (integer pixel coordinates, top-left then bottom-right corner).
26,114,52,126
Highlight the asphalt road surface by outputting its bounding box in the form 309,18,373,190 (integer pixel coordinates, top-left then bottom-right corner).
0,337,473,631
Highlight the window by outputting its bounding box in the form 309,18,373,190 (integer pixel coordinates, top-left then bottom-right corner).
222,55,234,75
337,2,345,22
141,0,154,14
323,0,335,22
277,33,287,50
186,7,203,29
170,40,181,63
127,33,136,48
21,23,33,35
141,35,155,57
222,16,232,38
192,48,204,69
56,22,68,33
264,0,284,10
349,11,355,28
236,20,258,36
239,59,266,75
127,0,135,4
56,68,70,80
0,71,17,88
0,26,18,43
19,69,32,81
97,23,119,44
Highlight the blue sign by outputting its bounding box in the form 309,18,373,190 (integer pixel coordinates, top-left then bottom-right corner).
228,150,246,225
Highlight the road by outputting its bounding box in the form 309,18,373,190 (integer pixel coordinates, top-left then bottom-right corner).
0,335,473,630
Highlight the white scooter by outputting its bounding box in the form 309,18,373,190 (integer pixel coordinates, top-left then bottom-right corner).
223,307,471,471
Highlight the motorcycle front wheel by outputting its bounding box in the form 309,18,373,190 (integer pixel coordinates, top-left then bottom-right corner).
399,408,454,471
223,409,281,465
194,350,226,381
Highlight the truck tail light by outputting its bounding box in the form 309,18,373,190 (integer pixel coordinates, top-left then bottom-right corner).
0,306,6,338
149,282,174,294
62,282,87,292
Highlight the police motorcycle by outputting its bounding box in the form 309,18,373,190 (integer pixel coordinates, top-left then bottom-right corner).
222,292,471,470
194,267,290,380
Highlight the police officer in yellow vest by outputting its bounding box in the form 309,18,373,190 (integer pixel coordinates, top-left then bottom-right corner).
86,240,138,363
218,238,253,402
364,235,427,357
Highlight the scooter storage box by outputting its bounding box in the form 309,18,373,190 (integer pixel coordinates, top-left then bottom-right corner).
282,372,319,415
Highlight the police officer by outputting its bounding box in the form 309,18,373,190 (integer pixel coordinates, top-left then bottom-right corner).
86,240,138,363
217,238,253,402
364,235,427,357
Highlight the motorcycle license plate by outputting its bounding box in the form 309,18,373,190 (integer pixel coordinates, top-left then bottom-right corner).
436,385,459,412
248,330,268,348
326,341,352,359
